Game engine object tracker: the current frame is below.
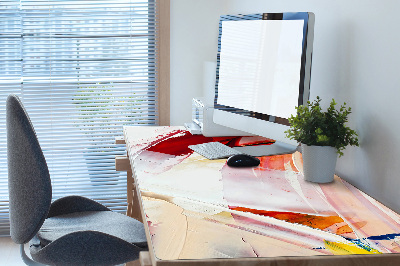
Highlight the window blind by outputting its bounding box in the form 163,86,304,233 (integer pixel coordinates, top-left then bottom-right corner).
0,0,159,236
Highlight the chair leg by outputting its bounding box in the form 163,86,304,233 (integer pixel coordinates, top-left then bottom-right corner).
20,244,45,266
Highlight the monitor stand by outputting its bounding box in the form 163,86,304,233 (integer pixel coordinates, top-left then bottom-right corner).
233,141,299,157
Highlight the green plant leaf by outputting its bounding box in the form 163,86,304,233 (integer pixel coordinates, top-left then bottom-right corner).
285,97,359,157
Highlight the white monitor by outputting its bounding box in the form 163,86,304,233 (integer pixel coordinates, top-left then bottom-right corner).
213,12,315,156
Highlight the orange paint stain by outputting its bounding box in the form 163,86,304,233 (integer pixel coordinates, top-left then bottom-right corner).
258,153,295,171
259,156,286,171
336,225,353,234
335,221,367,235
230,206,344,230
234,136,274,147
289,158,297,172
352,221,368,230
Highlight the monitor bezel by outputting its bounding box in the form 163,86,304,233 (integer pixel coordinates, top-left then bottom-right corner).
214,12,314,126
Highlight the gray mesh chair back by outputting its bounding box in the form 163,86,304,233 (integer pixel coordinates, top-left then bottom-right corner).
6,94,148,265
7,94,52,244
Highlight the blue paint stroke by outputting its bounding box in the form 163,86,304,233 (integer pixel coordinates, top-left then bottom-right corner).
367,233,400,241
350,239,377,252
341,233,400,252
345,233,400,242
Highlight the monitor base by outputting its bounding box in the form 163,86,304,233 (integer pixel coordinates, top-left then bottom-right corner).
233,142,299,157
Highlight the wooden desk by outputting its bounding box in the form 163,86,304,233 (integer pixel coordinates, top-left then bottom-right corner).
121,126,400,266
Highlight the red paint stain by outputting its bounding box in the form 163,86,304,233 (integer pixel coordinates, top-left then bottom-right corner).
225,136,274,147
146,130,275,156
146,130,214,156
230,206,344,230
208,136,274,148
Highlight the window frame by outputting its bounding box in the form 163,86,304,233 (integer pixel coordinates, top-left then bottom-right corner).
157,0,170,126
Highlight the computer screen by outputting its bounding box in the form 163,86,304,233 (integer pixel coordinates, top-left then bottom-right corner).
213,13,315,156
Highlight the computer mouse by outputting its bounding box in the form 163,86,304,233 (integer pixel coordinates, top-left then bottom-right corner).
226,154,260,167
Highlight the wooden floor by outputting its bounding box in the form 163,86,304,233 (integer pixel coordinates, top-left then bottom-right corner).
0,237,26,266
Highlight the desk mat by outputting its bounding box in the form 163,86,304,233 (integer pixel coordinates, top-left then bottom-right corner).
127,127,400,260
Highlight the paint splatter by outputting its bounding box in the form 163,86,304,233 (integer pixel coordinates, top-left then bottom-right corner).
336,221,367,235
336,225,354,235
146,130,213,156
367,233,400,241
146,130,274,156
258,154,296,171
225,136,274,147
230,206,343,230
324,240,381,255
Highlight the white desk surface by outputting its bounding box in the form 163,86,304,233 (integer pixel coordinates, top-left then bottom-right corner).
123,126,400,266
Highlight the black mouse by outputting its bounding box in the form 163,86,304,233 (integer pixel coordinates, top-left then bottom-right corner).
227,154,260,167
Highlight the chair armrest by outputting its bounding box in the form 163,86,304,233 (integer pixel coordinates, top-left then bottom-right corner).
47,195,110,218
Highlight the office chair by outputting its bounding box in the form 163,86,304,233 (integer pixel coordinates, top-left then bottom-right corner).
6,94,148,265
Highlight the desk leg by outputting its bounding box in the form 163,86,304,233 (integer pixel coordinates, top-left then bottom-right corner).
124,252,151,266
127,170,143,222
115,155,142,222
126,169,134,217
124,259,140,266
139,252,152,266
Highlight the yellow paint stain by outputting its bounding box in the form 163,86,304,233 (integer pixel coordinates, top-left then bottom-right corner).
324,240,381,255
141,191,174,204
213,211,233,219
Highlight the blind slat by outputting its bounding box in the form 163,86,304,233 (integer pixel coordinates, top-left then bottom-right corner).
0,0,159,236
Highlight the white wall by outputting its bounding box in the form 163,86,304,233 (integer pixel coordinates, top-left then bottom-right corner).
170,0,400,212
170,0,228,124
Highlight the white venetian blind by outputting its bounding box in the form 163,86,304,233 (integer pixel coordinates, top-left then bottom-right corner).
0,0,159,236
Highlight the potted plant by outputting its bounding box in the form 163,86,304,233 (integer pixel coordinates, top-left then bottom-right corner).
285,96,359,183
73,84,134,186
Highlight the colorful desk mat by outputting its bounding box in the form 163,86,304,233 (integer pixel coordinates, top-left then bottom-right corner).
127,127,400,260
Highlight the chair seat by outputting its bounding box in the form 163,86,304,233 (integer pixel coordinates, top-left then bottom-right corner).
37,211,147,248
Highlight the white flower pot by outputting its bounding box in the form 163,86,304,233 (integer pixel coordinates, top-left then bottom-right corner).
301,144,338,183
